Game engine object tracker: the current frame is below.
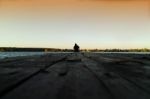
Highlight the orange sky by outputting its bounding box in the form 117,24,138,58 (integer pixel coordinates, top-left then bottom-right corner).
1,0,149,16
0,0,149,19
1,0,149,28
0,0,150,49
1,0,149,9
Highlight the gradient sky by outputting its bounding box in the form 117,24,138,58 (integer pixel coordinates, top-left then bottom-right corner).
0,0,150,49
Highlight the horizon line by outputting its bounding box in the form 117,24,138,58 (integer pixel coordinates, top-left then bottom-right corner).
0,47,150,50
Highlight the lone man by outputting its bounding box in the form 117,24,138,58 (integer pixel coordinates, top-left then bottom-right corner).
73,43,80,52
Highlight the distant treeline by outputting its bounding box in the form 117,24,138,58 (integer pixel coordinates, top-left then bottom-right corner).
0,47,73,52
82,48,150,52
0,47,150,52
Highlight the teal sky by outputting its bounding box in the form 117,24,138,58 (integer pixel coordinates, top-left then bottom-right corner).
0,0,150,49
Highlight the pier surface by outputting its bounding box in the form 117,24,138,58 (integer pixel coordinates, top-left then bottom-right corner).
0,53,150,99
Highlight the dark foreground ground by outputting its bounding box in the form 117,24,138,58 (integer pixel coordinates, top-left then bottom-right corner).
0,53,150,99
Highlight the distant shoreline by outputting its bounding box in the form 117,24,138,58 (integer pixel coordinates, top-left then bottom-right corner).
0,47,150,52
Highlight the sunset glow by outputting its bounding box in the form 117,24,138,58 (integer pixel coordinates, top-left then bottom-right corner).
0,0,150,49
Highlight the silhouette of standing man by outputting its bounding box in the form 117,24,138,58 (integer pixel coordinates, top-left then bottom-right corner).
74,43,80,52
